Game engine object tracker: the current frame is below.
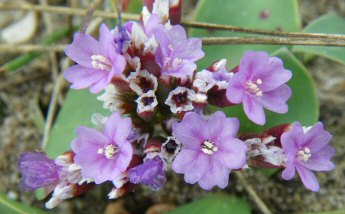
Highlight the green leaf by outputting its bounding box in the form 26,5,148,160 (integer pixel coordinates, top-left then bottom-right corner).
222,48,319,132
292,14,345,65
190,0,318,132
125,0,143,13
190,0,301,68
0,193,48,214
168,194,250,214
45,89,107,158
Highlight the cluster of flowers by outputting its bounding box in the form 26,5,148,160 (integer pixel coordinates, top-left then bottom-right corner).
18,0,335,209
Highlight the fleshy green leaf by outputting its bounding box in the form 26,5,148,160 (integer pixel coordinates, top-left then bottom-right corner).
221,48,319,132
0,193,48,214
45,89,107,158
190,0,301,68
124,0,143,13
292,14,345,65
191,0,317,132
168,194,250,214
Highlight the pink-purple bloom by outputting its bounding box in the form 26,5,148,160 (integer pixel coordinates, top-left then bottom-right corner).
114,26,130,53
172,111,247,190
128,155,166,190
153,25,204,78
71,112,133,184
281,122,335,192
18,152,62,191
226,51,292,125
64,24,126,93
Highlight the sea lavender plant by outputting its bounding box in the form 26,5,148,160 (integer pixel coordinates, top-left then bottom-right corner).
18,0,336,208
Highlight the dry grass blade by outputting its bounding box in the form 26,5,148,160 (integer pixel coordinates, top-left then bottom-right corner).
201,37,345,47
0,3,139,20
184,20,345,40
0,44,65,53
235,171,273,214
1,3,345,42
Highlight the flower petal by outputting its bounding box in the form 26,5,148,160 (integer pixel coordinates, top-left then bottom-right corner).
172,149,199,173
281,122,304,161
169,25,187,48
303,122,333,153
198,157,230,190
64,65,104,90
258,84,291,114
204,112,239,139
99,24,116,56
300,159,335,172
296,165,320,192
257,57,292,91
72,126,110,152
64,33,100,68
103,113,132,147
243,95,265,125
281,162,296,180
239,51,269,78
311,145,336,160
184,153,210,184
164,59,196,78
226,72,246,104
115,142,133,171
89,74,109,93
172,112,206,150
94,159,121,184
203,111,227,139
300,145,335,172
177,38,204,61
216,137,247,170
108,53,126,78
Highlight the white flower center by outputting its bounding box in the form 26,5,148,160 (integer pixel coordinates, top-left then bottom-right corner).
297,147,311,162
163,57,182,70
245,79,263,97
98,144,118,159
91,55,112,71
201,140,218,155
172,58,182,67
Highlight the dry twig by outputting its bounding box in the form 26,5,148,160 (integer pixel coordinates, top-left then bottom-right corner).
201,37,345,47
41,73,65,149
0,3,139,20
2,33,345,55
1,3,345,42
0,44,65,53
184,20,345,40
235,171,273,214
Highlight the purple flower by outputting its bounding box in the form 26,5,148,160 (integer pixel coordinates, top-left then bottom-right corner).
128,156,166,190
114,26,130,53
226,51,292,125
71,112,133,184
64,24,126,93
281,122,335,192
18,152,62,191
194,59,233,93
153,25,204,78
172,111,247,190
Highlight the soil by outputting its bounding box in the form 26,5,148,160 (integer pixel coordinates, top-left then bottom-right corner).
0,1,345,214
